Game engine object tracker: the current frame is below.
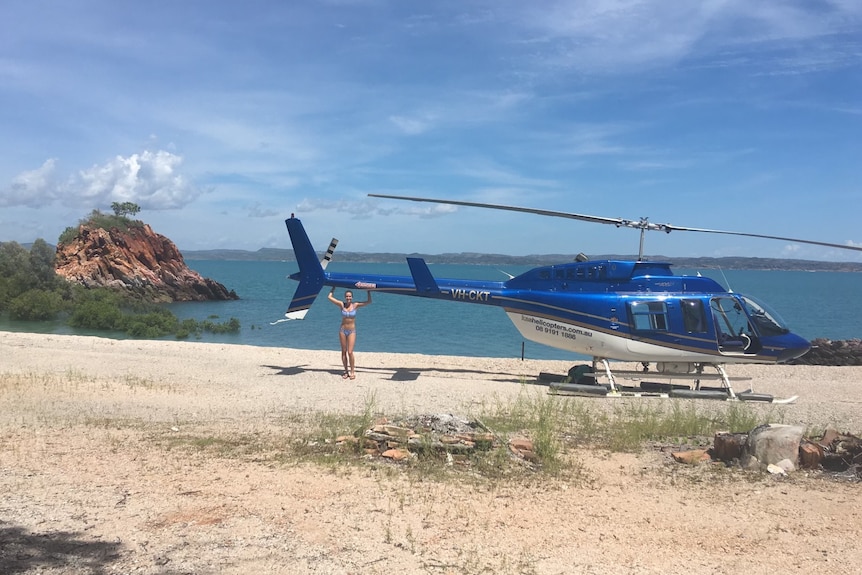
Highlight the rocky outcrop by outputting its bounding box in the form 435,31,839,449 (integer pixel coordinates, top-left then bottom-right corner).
791,338,862,366
55,224,238,303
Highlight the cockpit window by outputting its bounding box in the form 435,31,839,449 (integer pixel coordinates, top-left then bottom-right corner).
740,295,790,336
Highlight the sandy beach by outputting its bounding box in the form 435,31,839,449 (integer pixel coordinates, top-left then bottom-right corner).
1,330,861,574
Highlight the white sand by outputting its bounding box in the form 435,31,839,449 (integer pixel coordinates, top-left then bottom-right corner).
2,331,861,574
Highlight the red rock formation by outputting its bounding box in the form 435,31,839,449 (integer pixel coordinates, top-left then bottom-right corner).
55,223,238,302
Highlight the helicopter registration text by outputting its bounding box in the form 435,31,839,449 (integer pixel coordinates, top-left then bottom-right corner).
449,288,491,302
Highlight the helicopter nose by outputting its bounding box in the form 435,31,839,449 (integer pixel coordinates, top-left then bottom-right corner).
775,334,812,363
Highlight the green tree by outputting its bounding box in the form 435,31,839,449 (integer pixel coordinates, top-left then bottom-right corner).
111,202,141,218
28,238,59,289
0,241,34,307
0,241,29,278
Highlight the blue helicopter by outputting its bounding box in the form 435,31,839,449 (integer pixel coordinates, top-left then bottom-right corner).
282,194,861,403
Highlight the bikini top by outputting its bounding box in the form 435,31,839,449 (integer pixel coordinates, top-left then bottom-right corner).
341,307,356,318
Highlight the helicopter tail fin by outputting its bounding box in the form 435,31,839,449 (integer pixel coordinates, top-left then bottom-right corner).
283,216,328,320
407,257,440,295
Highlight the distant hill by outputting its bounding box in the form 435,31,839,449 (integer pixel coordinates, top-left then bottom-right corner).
182,248,862,272
7,240,859,271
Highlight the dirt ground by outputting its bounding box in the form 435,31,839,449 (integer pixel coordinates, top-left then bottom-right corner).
1,331,861,574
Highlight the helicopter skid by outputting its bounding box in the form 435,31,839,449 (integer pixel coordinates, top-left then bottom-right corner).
544,359,798,404
548,383,797,403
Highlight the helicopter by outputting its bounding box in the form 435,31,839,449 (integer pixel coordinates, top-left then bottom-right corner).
281,194,862,403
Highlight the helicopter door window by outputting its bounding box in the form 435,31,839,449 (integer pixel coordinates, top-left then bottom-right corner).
629,301,669,331
711,296,758,352
681,299,707,333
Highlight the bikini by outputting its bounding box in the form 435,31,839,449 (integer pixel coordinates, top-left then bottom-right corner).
341,307,356,336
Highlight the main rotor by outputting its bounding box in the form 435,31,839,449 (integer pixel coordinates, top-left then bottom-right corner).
368,194,862,261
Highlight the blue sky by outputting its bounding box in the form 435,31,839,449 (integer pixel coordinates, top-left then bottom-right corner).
1,1,860,261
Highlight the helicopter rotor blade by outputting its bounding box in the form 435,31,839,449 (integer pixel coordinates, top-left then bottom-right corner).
661,224,862,253
368,193,862,254
369,193,626,227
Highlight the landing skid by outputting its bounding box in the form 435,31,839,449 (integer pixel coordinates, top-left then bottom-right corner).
545,358,798,404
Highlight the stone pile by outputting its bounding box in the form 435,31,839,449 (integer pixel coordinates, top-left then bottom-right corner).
335,413,536,464
802,428,862,474
791,338,862,366
672,424,862,480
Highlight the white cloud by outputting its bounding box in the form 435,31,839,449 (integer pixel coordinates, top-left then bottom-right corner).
2,150,202,213
70,150,201,210
0,159,60,207
246,203,280,218
297,196,457,219
519,0,862,73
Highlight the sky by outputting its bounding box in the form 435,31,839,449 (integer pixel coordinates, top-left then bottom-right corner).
1,0,861,262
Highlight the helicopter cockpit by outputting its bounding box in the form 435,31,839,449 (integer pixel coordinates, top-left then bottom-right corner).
739,294,791,337
710,294,790,354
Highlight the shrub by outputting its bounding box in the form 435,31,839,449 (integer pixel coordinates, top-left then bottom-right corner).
69,299,126,331
57,227,79,246
122,309,180,338
57,209,145,246
8,289,64,320
201,317,241,334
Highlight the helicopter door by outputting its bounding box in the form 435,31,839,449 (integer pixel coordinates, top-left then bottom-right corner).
681,299,708,333
710,296,761,354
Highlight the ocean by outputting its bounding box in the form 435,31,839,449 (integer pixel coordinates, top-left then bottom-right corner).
4,261,861,361
177,261,861,361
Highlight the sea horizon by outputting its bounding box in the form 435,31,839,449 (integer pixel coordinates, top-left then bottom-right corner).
179,247,862,273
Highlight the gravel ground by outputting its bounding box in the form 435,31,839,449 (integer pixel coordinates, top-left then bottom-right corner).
1,331,861,574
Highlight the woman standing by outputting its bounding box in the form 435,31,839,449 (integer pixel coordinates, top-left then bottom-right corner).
327,288,372,379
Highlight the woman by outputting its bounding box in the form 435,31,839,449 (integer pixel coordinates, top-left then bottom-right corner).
327,287,372,380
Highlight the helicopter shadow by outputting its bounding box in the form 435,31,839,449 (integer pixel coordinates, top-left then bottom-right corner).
0,523,124,574
262,364,526,384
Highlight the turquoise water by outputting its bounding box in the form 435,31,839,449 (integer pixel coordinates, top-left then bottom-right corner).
168,261,552,358
176,261,862,360
3,261,861,361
